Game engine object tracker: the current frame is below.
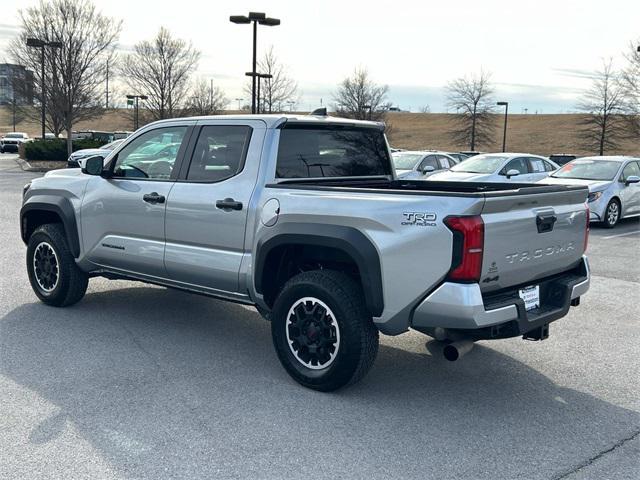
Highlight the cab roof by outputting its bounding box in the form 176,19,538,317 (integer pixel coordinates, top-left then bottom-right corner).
148,114,385,130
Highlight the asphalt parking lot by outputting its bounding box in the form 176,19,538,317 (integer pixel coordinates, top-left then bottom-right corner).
0,153,638,479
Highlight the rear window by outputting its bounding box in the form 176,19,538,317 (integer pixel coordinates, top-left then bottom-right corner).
276,125,391,178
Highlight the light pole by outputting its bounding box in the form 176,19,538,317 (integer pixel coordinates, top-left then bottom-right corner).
230,12,280,114
26,37,62,140
497,101,509,152
126,94,148,130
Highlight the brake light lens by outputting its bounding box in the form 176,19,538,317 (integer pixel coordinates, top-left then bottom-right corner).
444,215,484,282
584,204,590,252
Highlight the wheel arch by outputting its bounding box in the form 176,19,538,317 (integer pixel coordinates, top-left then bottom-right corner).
255,223,384,317
20,195,80,258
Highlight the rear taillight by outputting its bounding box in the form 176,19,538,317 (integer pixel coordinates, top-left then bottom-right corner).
584,204,590,252
444,215,484,282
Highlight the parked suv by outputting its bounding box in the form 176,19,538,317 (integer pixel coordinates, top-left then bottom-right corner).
20,114,590,391
1,132,31,153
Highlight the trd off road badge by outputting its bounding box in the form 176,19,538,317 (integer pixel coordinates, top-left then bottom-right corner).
402,212,437,227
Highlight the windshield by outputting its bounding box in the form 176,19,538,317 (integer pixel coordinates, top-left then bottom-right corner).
450,154,506,174
392,153,423,170
5,133,25,139
551,160,621,181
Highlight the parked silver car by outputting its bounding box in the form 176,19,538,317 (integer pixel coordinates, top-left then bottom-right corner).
392,150,459,179
427,153,559,183
542,156,640,228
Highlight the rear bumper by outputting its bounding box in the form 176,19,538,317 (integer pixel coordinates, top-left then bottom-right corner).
411,256,590,339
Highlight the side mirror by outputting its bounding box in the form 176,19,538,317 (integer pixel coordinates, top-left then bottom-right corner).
82,155,105,176
625,175,640,185
505,169,520,179
421,165,436,174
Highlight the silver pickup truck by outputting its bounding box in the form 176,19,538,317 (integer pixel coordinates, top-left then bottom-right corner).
20,114,590,391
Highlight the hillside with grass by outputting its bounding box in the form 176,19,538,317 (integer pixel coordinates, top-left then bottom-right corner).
1,107,637,157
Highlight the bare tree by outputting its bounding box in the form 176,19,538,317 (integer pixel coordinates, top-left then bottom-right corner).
333,67,390,121
9,0,121,153
619,40,640,136
186,78,229,115
120,27,200,120
577,60,626,155
419,105,431,113
7,95,27,132
446,70,496,151
244,46,298,113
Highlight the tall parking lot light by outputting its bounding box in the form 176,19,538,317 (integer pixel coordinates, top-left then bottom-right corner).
230,12,280,114
497,101,509,152
26,38,62,140
126,94,148,130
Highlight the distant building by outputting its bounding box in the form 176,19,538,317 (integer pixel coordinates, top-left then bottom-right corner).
0,63,35,105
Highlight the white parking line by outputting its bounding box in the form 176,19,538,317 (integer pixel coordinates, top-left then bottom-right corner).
601,230,640,240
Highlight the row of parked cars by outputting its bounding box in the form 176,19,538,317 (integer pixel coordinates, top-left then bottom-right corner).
65,136,639,229
391,150,640,228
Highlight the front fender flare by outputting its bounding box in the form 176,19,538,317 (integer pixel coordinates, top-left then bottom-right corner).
20,194,80,258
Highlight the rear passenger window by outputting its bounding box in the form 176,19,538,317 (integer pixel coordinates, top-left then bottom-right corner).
438,155,452,169
544,160,557,172
186,125,252,182
528,157,547,173
276,125,391,178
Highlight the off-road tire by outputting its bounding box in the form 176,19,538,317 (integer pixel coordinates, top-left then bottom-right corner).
26,223,88,307
271,270,379,391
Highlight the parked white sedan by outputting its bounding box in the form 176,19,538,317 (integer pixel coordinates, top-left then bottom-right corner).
427,153,559,183
392,150,459,179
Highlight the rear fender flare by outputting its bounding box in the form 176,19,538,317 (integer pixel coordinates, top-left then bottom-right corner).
255,223,384,316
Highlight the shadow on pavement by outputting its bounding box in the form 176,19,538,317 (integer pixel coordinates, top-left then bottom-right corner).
1,286,638,479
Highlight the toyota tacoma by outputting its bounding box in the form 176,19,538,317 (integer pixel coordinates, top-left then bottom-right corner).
20,113,590,391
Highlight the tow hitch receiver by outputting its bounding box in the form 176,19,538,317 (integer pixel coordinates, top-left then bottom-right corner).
523,324,549,341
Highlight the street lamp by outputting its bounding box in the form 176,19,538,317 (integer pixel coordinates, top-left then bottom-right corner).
230,12,280,114
497,101,509,152
26,37,62,140
126,94,148,130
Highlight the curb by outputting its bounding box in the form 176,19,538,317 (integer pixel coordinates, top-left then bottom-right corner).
14,157,59,173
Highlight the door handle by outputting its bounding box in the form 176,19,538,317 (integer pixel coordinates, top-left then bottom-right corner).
143,192,165,204
216,198,243,211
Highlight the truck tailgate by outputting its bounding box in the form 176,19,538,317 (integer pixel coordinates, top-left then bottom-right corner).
479,186,588,293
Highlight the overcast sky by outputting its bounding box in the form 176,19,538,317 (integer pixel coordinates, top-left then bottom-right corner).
1,0,638,112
